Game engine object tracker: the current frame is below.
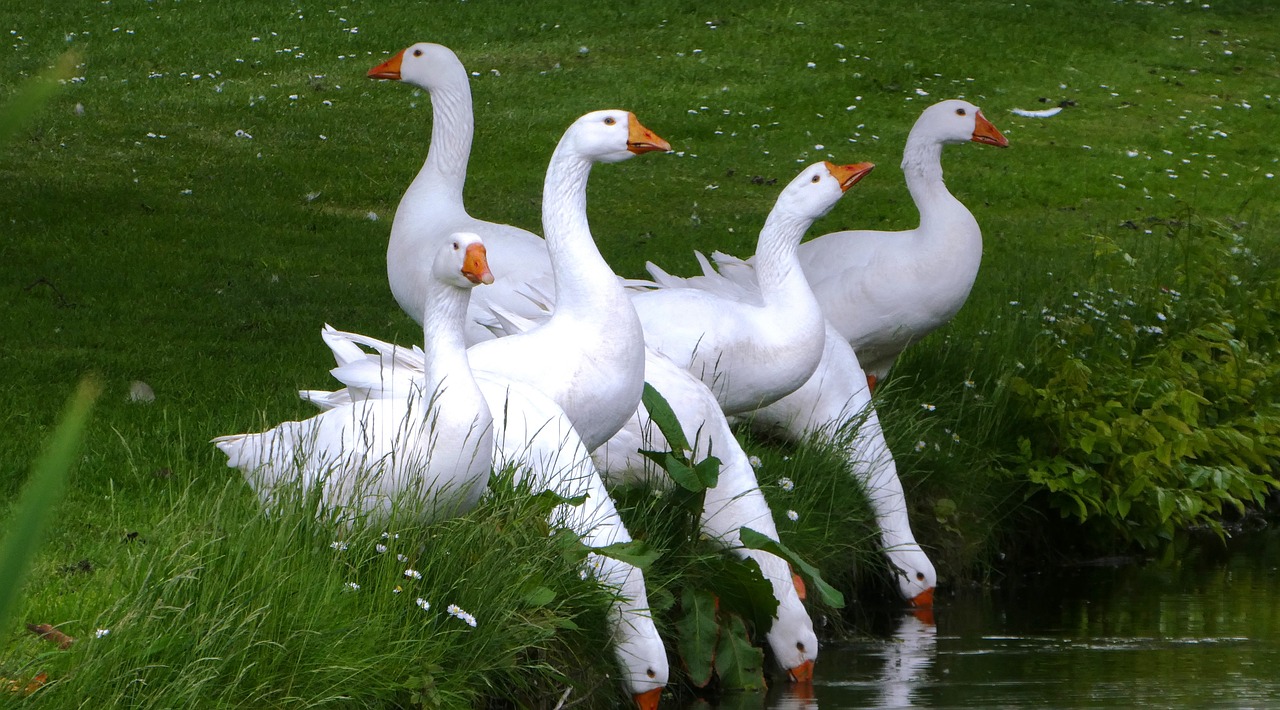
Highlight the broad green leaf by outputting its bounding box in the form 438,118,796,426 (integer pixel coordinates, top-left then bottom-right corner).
648,586,676,613
692,455,722,490
702,556,778,634
522,586,556,607
529,488,588,509
552,529,593,565
1156,488,1175,523
639,449,703,492
641,382,691,454
714,614,767,692
0,378,98,636
1115,495,1131,519
591,539,661,570
739,527,845,608
676,587,719,688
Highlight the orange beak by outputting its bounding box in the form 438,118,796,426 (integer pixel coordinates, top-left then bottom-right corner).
368,49,405,80
626,112,672,154
787,659,815,683
634,687,662,710
824,161,876,192
912,587,934,609
462,243,494,285
971,110,1009,147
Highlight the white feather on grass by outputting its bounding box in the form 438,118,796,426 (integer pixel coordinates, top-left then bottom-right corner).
1011,106,1063,118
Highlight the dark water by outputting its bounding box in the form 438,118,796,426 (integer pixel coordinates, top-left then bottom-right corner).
757,531,1280,709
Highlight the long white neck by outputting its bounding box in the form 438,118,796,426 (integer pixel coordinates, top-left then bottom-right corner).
754,208,819,309
421,279,477,401
901,131,966,233
405,74,474,209
540,146,624,317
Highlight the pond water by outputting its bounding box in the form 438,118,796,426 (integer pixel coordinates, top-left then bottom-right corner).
752,530,1280,709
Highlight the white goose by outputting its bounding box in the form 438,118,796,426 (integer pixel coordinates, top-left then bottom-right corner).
301,341,668,707
347,90,669,451
368,42,555,340
710,99,1009,385
634,161,873,416
597,351,820,681
747,323,938,607
474,374,667,708
464,109,668,452
485,306,820,681
213,233,495,523
644,259,937,607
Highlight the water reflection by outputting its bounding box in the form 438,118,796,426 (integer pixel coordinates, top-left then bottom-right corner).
873,613,936,708
756,530,1280,709
773,612,938,710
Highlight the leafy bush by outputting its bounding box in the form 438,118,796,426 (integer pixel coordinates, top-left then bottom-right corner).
1008,220,1280,548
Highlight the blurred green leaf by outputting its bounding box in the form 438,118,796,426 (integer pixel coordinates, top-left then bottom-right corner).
0,51,77,144
0,377,99,639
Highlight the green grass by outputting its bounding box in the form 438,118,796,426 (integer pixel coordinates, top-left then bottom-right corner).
3,0,1280,706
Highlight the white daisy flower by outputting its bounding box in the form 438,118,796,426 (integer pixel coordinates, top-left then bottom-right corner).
447,604,478,627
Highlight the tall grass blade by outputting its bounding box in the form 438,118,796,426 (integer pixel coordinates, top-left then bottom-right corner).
0,377,99,636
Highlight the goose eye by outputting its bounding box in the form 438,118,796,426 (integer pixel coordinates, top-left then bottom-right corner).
811,174,821,183
955,107,966,116
916,572,926,581
451,241,460,250
796,642,806,652
604,116,616,126
646,668,656,679
413,49,423,58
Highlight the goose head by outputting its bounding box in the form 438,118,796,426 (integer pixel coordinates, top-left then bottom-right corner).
367,42,466,92
562,110,671,165
771,599,820,684
437,231,494,287
914,99,1009,148
613,618,668,709
890,545,938,610
772,161,875,222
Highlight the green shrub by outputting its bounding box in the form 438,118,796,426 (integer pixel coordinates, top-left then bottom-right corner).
1008,221,1280,548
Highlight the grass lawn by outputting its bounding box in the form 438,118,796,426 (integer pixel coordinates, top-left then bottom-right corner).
3,0,1279,706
